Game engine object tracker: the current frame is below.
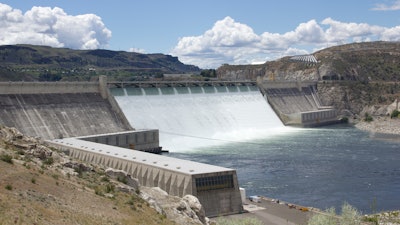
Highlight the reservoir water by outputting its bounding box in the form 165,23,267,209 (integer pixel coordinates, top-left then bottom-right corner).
112,86,400,214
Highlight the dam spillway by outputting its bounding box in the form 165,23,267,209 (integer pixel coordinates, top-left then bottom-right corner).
0,78,246,216
111,85,291,152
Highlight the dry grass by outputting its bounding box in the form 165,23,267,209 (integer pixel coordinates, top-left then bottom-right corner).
0,152,175,225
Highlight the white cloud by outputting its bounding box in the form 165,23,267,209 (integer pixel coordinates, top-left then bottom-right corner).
372,0,400,11
171,16,400,69
129,47,146,53
0,3,111,49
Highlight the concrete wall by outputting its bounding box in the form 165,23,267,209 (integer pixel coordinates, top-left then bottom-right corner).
0,82,99,94
286,109,338,126
0,93,131,139
48,140,194,196
0,78,133,139
193,172,243,217
46,139,243,217
301,109,338,125
79,130,160,153
258,81,339,126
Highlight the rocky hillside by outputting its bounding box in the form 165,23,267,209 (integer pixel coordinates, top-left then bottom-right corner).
217,41,400,82
0,125,209,225
217,41,400,116
0,44,201,81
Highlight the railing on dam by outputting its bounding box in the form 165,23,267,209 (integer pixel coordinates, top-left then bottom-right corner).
107,80,257,88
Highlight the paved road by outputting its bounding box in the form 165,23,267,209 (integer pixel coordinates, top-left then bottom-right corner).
214,197,314,225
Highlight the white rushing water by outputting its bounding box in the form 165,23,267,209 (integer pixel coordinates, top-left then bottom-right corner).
112,86,295,152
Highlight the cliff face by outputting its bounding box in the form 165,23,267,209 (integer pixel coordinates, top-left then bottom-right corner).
217,41,400,116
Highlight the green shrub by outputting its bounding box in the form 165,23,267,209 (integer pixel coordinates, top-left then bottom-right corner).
340,117,349,123
101,176,110,182
363,215,378,225
390,109,400,119
307,207,337,225
105,184,115,193
43,157,54,165
364,113,373,122
0,154,13,164
94,186,103,196
117,176,127,184
307,203,362,225
31,177,36,184
52,174,59,180
341,202,361,225
5,184,13,190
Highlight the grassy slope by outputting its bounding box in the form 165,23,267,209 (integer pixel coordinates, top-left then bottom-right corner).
0,145,175,225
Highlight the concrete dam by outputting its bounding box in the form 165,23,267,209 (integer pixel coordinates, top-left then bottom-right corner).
0,79,132,139
258,81,338,127
0,77,338,217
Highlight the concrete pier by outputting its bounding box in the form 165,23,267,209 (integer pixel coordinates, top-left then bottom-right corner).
79,130,163,153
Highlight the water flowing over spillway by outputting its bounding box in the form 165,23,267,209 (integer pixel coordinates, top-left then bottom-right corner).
111,86,292,152
111,85,400,213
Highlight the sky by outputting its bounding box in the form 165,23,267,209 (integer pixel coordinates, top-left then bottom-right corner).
1,1,400,68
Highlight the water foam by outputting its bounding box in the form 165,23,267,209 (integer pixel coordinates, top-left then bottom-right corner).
112,86,296,152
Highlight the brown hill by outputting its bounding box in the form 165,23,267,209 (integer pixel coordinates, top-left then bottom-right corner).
216,41,400,116
0,44,201,82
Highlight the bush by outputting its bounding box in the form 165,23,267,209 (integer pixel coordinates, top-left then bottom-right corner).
43,157,54,165
117,176,127,184
307,207,337,225
363,216,378,225
307,203,362,225
340,117,349,123
101,176,110,182
390,109,400,119
105,184,115,193
341,202,361,225
364,113,373,122
0,154,13,164
5,184,13,190
94,186,103,196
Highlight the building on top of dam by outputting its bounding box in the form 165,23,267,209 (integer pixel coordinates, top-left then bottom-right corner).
47,137,243,217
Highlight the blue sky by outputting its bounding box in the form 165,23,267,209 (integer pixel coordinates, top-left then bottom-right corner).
1,1,400,68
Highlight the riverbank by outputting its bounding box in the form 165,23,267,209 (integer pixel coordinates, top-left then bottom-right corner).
354,117,400,138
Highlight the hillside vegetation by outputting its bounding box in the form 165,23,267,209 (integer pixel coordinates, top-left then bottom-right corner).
0,44,200,81
0,125,177,225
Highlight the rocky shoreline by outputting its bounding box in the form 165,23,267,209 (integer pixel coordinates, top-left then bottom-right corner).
354,117,400,139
